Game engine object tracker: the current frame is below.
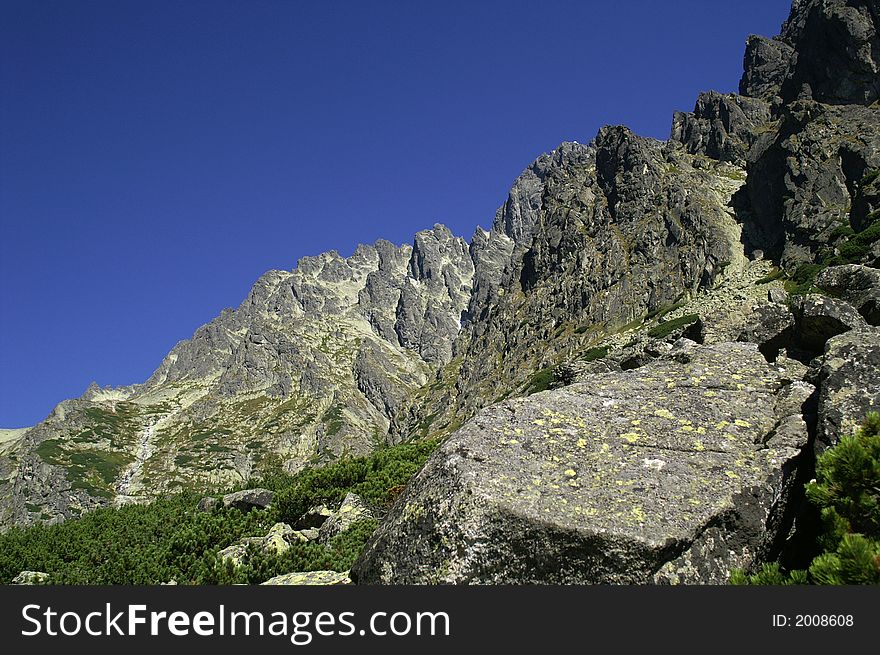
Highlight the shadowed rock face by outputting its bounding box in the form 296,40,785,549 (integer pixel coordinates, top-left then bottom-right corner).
739,0,880,107
353,342,814,584
740,101,880,267
816,326,880,453
671,92,772,166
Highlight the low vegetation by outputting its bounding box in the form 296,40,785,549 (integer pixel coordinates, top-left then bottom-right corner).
524,366,556,395
647,314,699,339
731,413,880,585
0,439,438,584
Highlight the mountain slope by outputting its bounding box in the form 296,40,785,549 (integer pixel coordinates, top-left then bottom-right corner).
2,0,878,535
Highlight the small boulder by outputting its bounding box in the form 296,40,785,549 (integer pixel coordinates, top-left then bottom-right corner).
816,265,880,325
736,301,795,360
12,571,50,585
297,528,321,541
222,488,274,512
319,493,374,543
295,504,334,530
197,497,218,513
260,570,351,586
217,543,248,567
793,295,867,353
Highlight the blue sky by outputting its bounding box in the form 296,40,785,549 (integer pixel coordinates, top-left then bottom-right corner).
0,0,793,427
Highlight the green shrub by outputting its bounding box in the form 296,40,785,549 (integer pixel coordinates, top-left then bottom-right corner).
580,346,609,362
0,439,439,584
647,314,699,339
273,439,438,524
754,268,786,285
645,302,685,321
524,367,556,395
731,413,880,585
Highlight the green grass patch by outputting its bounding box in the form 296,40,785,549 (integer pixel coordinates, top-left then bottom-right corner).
524,367,556,395
645,301,685,321
755,267,786,285
647,314,700,339
321,405,345,437
579,346,609,362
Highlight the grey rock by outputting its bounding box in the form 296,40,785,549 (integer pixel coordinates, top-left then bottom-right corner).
12,571,50,585
741,1,880,106
261,570,351,585
778,0,880,106
353,343,811,584
740,101,880,268
671,91,772,165
817,264,880,325
196,496,218,513
737,301,796,360
295,504,334,530
768,288,788,304
739,35,794,101
217,543,248,567
222,488,274,512
815,326,880,452
793,294,867,352
319,492,374,543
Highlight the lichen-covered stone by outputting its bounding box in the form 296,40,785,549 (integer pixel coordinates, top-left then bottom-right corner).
318,493,374,543
817,264,880,325
11,571,50,585
353,343,812,584
815,326,880,452
261,570,351,585
793,295,867,352
222,488,274,512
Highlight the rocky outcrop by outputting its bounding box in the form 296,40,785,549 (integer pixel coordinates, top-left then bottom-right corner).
777,0,880,106
318,493,374,543
792,295,868,351
739,101,880,267
222,488,274,512
671,92,772,165
353,343,813,584
817,264,880,324
0,224,474,527
740,0,880,106
815,326,880,452
740,35,795,102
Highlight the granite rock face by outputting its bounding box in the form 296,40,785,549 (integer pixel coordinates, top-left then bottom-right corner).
353,343,813,584
815,326,880,452
2,3,878,597
0,227,475,527
816,264,880,324
740,101,880,267
671,91,772,166
740,0,880,106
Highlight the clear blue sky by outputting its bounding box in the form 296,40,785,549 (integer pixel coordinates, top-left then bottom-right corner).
0,0,793,427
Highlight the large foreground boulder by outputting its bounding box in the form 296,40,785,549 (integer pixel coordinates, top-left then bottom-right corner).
352,342,813,584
